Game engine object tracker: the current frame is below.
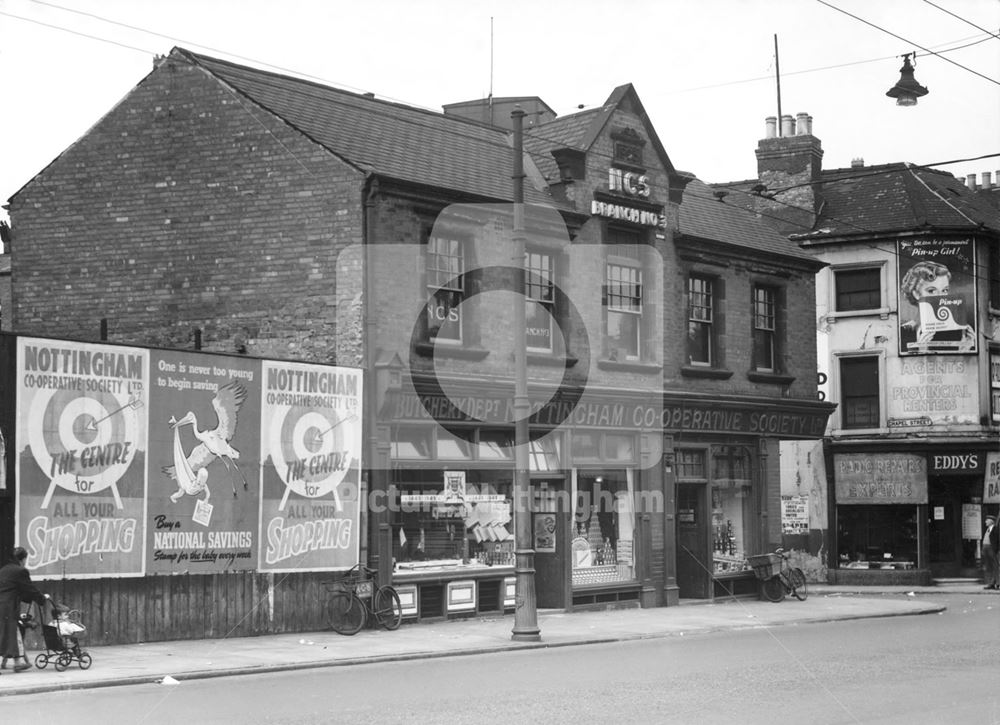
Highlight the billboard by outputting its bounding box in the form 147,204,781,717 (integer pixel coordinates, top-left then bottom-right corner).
897,239,977,356
13,336,362,579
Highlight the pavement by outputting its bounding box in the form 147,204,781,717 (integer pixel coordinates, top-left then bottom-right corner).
1,583,995,697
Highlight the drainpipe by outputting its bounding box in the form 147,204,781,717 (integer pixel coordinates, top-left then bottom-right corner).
362,174,390,585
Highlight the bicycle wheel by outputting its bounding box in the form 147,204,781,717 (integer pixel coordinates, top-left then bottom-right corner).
326,591,365,635
789,568,808,601
761,575,785,602
373,586,403,630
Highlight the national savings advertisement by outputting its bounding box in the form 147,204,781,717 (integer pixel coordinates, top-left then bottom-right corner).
13,337,363,579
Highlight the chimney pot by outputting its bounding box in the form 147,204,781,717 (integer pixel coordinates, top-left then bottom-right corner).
981,171,992,189
851,158,865,168
796,112,810,135
781,114,795,137
966,174,977,189
765,116,777,139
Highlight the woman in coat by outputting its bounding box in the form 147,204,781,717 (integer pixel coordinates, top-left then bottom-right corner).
0,546,46,673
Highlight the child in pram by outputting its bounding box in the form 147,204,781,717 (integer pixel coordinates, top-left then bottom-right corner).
35,598,91,671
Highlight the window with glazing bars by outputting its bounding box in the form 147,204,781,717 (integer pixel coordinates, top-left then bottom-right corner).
753,286,776,371
688,276,714,365
426,236,464,342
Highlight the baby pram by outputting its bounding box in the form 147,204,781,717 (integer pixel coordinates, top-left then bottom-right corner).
33,598,92,671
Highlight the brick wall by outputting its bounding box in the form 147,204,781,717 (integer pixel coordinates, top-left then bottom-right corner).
8,55,365,364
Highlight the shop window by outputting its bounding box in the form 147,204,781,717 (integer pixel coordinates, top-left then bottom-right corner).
836,505,918,569
391,426,432,459
393,470,514,572
752,285,778,372
436,429,473,460
525,250,555,352
835,267,882,312
840,356,880,429
572,470,636,586
711,446,753,575
688,275,715,366
426,235,465,343
603,433,635,462
477,429,513,460
676,449,706,480
572,431,636,464
528,437,561,471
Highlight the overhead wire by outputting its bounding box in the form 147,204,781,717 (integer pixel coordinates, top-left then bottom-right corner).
5,3,999,289
815,0,1000,86
920,0,1000,41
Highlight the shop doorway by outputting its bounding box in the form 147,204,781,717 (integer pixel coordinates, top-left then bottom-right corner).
676,482,710,598
928,477,980,578
532,477,568,609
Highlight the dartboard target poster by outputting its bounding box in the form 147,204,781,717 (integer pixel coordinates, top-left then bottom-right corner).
146,350,261,574
259,360,362,573
15,338,149,579
897,238,977,356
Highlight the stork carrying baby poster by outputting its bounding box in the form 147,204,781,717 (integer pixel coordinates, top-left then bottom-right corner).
145,350,261,574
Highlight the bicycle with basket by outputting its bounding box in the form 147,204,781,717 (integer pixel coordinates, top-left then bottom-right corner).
747,548,808,602
324,564,403,635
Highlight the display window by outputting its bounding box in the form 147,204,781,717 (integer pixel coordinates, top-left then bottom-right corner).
837,505,918,570
571,469,636,586
392,469,514,572
388,428,564,574
711,446,753,575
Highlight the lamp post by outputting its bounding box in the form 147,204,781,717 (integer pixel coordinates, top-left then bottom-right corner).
510,107,540,642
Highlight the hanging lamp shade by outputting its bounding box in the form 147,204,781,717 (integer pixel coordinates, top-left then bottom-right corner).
886,53,928,106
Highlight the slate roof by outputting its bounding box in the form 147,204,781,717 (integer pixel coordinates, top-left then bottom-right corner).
804,163,1000,239
177,48,562,208
678,178,819,263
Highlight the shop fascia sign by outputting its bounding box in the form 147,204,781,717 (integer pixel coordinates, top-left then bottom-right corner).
591,166,664,228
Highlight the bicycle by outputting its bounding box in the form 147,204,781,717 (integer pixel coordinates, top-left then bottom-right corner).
747,548,808,602
324,564,403,635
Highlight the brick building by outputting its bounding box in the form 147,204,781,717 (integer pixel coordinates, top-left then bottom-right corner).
722,114,1000,585
1,48,831,643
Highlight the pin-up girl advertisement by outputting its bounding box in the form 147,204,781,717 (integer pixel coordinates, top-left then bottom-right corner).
259,361,363,572
897,239,977,355
16,339,148,578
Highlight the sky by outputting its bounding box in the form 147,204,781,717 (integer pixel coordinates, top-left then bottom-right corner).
1,0,998,226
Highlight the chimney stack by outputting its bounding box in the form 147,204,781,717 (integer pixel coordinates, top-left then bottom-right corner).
851,158,865,168
755,113,823,234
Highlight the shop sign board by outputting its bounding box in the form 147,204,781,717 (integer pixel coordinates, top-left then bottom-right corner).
834,453,927,505
388,391,831,439
961,503,982,539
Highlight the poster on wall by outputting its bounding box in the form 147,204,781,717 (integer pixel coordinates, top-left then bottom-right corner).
15,338,149,579
146,351,261,574
897,239,977,356
986,452,1000,504
258,361,362,573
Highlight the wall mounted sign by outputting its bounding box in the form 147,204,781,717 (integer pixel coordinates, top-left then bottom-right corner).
834,453,927,505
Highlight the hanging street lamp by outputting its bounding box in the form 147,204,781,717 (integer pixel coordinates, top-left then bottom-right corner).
886,53,929,106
